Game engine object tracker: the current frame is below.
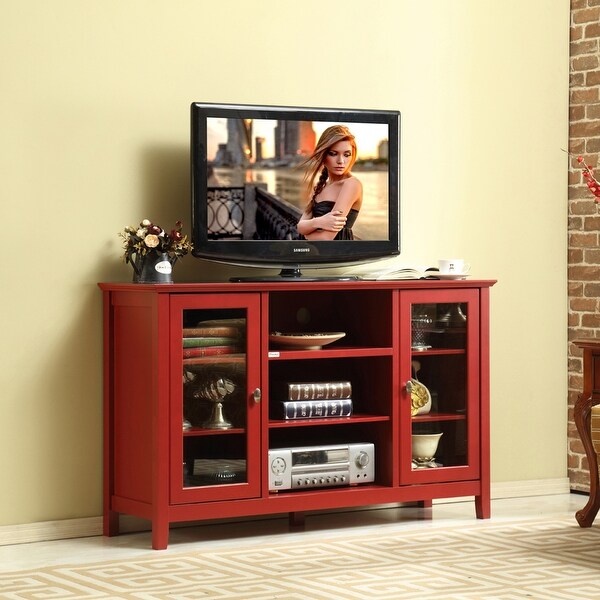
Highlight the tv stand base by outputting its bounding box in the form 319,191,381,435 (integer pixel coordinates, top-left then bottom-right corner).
230,267,359,282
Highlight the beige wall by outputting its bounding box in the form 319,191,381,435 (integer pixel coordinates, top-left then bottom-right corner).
0,1,570,526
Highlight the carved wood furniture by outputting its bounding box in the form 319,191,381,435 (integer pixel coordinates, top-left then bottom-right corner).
573,339,600,527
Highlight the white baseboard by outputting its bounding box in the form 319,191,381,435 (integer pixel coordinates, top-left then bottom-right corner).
0,516,103,547
491,477,571,499
432,477,572,505
0,478,573,547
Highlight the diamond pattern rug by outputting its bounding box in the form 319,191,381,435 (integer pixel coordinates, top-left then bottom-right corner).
2,518,600,599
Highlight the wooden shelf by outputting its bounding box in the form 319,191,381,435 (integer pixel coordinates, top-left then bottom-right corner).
183,427,246,437
268,346,394,360
411,348,465,356
269,414,390,428
412,412,466,422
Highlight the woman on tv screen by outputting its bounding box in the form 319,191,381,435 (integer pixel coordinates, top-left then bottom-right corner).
296,125,363,241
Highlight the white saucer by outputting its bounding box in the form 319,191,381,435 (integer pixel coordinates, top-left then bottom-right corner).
437,273,469,280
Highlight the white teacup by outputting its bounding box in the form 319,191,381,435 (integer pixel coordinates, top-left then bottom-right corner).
438,259,470,275
412,433,443,462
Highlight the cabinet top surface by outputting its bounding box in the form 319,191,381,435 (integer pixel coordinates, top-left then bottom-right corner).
98,279,496,293
573,338,600,349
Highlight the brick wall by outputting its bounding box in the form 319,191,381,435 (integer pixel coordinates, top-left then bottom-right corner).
568,0,600,491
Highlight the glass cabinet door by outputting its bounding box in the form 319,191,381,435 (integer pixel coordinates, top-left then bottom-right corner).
400,290,480,483
169,293,261,503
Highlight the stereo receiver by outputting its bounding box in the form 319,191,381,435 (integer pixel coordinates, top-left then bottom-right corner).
268,443,374,491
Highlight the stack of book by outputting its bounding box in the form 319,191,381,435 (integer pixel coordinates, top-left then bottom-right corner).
280,380,353,420
182,319,245,361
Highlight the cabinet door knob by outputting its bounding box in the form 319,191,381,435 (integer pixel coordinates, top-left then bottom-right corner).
252,388,262,403
405,380,413,393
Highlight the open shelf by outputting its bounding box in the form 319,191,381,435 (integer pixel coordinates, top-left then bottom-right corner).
269,414,390,428
268,346,394,360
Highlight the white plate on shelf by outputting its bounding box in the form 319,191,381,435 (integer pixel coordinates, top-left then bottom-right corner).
269,332,346,350
437,273,470,280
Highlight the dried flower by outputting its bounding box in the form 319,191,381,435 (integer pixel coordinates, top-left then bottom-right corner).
144,234,160,248
119,219,192,265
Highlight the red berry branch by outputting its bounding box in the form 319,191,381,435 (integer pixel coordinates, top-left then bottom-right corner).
577,155,600,201
567,150,600,202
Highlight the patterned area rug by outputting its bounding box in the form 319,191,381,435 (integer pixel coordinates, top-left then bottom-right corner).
2,518,600,599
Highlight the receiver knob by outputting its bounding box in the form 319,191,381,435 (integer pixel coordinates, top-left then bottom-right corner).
355,451,370,469
271,457,286,475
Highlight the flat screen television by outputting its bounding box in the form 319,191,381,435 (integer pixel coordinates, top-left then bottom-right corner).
191,102,400,280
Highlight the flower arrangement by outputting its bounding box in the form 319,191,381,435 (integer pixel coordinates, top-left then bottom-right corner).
119,219,192,266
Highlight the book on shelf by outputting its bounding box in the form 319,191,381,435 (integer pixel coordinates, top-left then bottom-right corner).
196,318,246,328
182,345,243,358
360,266,440,280
183,325,243,338
182,354,246,372
183,336,241,348
280,398,353,420
287,381,352,401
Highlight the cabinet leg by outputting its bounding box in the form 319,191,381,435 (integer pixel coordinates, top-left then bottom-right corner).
289,512,305,528
418,499,432,508
475,493,491,519
152,523,170,550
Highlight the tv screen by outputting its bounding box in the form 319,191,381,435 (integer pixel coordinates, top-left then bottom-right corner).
191,102,400,279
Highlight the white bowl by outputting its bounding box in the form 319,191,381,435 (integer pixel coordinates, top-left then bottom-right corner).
412,433,443,461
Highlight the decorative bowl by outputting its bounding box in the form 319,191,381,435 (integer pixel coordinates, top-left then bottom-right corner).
412,432,443,462
269,332,346,350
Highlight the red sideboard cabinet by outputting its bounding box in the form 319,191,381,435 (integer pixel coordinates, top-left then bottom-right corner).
99,279,495,549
